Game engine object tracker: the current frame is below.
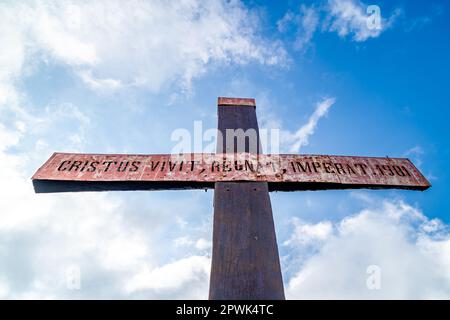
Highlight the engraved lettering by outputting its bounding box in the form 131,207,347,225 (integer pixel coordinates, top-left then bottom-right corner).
323,162,335,174
334,163,346,174
211,161,220,172
117,161,129,172
223,161,232,172
102,161,116,172
130,161,140,172
401,166,411,177
87,161,99,172
80,160,90,172
355,163,368,175
345,164,357,174
382,165,394,176
150,161,160,171
295,162,312,173
312,162,321,173
69,161,82,172
245,160,254,172
57,160,71,171
393,165,405,176
168,161,177,171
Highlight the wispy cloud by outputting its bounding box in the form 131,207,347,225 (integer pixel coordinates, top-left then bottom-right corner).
403,3,443,32
283,97,335,153
78,70,123,92
277,5,320,51
404,145,424,167
326,0,400,41
277,0,401,50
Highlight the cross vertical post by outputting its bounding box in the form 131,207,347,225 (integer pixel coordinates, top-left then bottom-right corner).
208,98,285,300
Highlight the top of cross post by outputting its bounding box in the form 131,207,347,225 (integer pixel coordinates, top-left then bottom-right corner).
218,97,256,108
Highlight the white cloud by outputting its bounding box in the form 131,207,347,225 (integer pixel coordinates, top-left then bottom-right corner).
0,119,154,296
277,0,400,49
125,256,210,299
173,237,211,251
286,199,450,299
195,238,212,251
174,236,194,248
283,97,335,152
0,282,9,298
326,0,398,42
0,0,286,95
284,218,333,246
78,70,122,91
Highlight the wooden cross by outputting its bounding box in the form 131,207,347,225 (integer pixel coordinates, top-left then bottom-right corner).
32,97,430,299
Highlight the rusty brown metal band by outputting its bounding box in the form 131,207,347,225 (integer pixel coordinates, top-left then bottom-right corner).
217,97,256,107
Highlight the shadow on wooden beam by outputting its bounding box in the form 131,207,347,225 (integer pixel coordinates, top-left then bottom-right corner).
33,179,429,193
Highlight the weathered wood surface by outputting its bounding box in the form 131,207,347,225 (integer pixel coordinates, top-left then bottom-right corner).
32,153,430,193
209,101,285,300
210,182,285,299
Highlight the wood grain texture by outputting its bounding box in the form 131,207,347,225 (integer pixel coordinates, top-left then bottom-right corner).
209,103,285,300
210,181,285,299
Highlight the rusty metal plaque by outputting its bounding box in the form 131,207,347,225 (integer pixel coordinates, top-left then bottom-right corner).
218,97,255,107
32,153,430,193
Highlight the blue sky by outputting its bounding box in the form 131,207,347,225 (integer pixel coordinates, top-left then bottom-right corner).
1,0,450,299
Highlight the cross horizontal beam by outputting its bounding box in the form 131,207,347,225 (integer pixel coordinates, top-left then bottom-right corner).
32,152,430,193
